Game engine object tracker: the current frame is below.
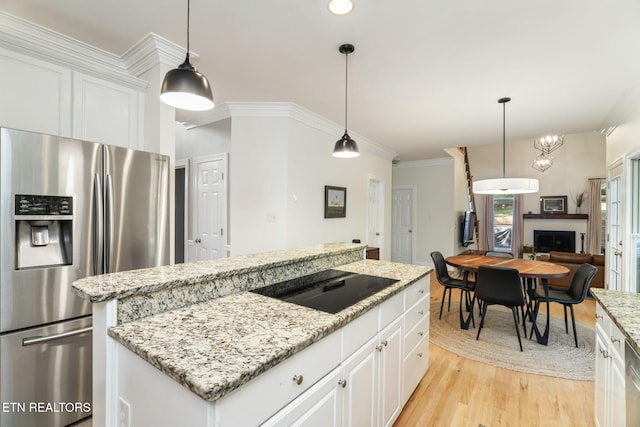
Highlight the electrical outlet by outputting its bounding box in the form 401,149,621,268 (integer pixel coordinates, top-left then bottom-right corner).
118,396,131,427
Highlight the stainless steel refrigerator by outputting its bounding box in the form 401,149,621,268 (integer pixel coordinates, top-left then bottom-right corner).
0,127,169,427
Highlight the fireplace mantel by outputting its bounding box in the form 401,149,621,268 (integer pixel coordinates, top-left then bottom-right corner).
523,214,588,220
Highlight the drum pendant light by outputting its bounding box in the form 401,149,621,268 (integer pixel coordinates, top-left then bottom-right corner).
160,0,214,111
473,98,539,194
333,43,360,158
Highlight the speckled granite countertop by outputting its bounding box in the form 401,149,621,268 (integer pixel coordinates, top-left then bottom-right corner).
591,288,640,354
108,260,430,402
72,242,366,303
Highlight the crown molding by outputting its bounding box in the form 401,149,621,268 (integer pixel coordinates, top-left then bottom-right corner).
181,101,398,160
0,10,146,90
122,32,196,77
393,158,453,168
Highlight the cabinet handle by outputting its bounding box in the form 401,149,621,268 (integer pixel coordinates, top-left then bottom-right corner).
611,336,621,344
417,352,423,358
338,379,347,388
417,331,424,337
376,345,383,352
600,349,610,359
382,340,388,347
292,374,304,385
418,310,424,315
595,314,603,320
418,289,425,294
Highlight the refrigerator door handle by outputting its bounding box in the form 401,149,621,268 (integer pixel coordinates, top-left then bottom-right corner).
105,173,115,273
22,326,93,346
93,173,104,275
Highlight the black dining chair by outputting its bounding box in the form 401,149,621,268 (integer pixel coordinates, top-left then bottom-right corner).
530,263,597,347
484,250,514,258
430,251,475,326
475,266,527,351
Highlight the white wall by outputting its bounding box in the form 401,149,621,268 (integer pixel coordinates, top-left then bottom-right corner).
392,158,456,266
468,131,606,252
175,119,231,160
287,119,393,256
176,103,395,258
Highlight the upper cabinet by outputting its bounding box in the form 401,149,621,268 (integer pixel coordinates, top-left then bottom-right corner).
0,48,72,137
72,72,143,148
0,12,148,149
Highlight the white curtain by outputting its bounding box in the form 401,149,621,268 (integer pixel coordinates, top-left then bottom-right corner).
480,195,494,252
587,178,604,254
512,194,524,257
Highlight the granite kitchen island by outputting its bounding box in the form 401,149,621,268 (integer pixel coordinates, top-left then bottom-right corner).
72,243,431,427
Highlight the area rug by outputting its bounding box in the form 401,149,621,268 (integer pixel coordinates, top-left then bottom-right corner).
429,302,595,380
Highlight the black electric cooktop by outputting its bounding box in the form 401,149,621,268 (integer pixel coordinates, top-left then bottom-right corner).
251,269,399,314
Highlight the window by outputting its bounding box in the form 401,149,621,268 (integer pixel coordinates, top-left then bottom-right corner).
493,195,514,251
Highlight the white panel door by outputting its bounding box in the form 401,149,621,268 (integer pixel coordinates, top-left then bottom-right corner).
342,337,378,427
391,188,413,264
607,175,622,290
367,178,384,251
378,318,403,427
193,154,227,261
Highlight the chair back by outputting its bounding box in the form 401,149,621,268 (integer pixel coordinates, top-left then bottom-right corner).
567,263,598,302
475,266,525,306
484,250,514,258
430,251,451,283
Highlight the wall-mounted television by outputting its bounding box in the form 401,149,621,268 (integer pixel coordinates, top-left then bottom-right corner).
460,211,477,247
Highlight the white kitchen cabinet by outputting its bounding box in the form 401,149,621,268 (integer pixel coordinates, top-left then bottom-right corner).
114,276,431,427
0,47,72,137
595,302,625,427
72,72,143,148
261,366,344,427
377,317,404,427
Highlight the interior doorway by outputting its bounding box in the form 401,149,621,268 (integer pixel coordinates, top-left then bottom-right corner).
174,160,188,264
367,177,384,257
391,187,415,264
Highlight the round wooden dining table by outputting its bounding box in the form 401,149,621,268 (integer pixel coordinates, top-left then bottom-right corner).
445,254,570,345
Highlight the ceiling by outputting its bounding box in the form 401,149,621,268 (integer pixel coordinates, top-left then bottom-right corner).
3,0,640,160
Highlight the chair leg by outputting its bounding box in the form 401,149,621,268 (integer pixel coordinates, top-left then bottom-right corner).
511,307,524,352
569,304,578,347
563,305,569,333
476,302,487,341
439,287,447,319
447,287,452,311
520,305,527,337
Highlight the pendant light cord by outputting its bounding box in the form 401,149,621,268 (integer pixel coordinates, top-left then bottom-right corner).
186,0,191,59
344,50,349,132
502,100,506,178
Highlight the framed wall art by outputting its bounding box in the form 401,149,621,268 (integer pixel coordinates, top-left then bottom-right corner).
540,195,567,214
324,186,347,218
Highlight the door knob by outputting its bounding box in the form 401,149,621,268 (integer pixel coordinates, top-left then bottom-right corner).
195,238,201,244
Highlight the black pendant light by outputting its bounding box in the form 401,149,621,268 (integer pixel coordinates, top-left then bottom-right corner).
333,43,360,158
160,0,214,111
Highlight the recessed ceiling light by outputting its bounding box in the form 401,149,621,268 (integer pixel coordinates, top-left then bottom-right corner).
328,0,354,16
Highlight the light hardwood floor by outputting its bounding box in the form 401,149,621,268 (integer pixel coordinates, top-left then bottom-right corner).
394,271,596,427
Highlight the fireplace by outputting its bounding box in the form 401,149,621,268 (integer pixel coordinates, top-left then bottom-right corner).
533,230,575,253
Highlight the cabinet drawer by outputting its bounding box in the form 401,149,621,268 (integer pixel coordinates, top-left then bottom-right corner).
609,321,626,365
404,277,429,310
380,291,404,330
404,296,428,333
342,305,378,359
403,336,429,403
404,315,429,358
216,331,342,427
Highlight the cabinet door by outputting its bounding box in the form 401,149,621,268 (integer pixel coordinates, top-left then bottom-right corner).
379,317,403,427
0,48,72,136
73,72,142,149
342,336,378,427
610,358,626,427
262,367,343,427
594,330,608,427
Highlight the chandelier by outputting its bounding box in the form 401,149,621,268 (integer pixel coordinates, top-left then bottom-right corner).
533,135,563,154
532,152,553,172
